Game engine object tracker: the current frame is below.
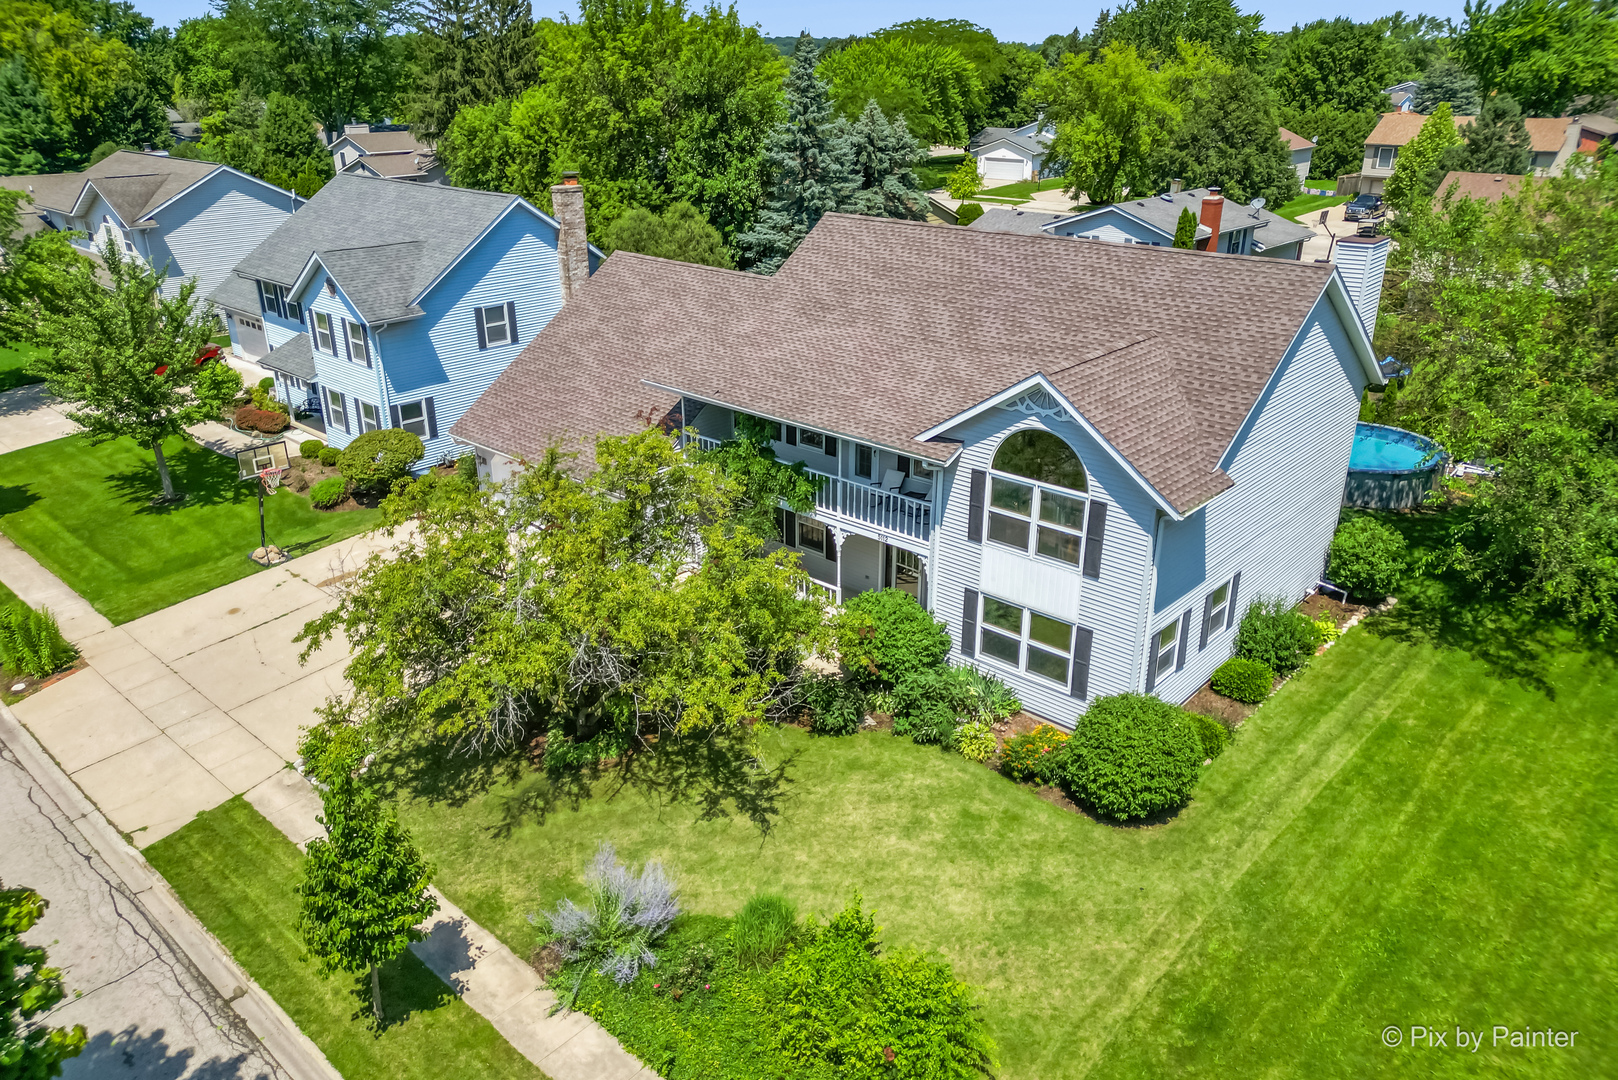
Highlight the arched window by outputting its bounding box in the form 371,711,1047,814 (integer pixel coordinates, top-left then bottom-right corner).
986,430,1091,567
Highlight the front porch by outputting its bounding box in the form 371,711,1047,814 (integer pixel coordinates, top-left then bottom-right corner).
780,525,928,608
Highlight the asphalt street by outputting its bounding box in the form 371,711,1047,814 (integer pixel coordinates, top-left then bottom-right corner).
0,739,288,1080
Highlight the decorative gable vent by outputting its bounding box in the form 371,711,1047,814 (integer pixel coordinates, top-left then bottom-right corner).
1000,387,1065,420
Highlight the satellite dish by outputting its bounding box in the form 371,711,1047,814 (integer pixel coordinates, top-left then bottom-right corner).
1250,196,1266,209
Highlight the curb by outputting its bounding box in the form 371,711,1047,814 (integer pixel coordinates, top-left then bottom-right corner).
0,701,343,1080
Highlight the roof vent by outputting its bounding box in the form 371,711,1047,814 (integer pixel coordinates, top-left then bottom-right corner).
1159,193,1173,201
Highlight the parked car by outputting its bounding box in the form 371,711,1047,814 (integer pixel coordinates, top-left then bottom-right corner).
1343,193,1384,222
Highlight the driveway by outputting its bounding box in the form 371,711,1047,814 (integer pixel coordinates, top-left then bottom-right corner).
0,383,79,454
0,737,288,1079
9,530,397,847
1301,201,1355,262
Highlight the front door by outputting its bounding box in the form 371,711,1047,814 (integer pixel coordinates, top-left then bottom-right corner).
884,545,925,602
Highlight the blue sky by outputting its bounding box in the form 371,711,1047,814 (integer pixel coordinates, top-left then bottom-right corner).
136,0,1465,43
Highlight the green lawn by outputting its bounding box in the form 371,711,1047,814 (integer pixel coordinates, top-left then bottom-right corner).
0,343,46,393
914,153,966,190
1279,191,1351,222
380,511,1615,1079
144,797,547,1080
979,175,1068,202
0,434,382,623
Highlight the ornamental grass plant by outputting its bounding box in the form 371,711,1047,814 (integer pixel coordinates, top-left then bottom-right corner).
537,843,680,1007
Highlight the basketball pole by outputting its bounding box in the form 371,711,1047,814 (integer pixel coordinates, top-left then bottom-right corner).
257,476,268,552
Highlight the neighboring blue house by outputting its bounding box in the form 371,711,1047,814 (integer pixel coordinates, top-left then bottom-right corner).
210,173,599,467
0,150,303,301
455,215,1392,726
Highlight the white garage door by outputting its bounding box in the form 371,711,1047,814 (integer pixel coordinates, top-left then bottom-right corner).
234,315,268,360
981,156,1024,180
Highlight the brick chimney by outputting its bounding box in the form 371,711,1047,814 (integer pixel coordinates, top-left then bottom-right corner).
551,172,590,303
1195,188,1224,251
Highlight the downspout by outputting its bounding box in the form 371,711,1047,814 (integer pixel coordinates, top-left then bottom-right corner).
1132,510,1167,693
370,324,390,443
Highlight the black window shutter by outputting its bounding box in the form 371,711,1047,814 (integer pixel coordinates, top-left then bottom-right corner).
339,393,351,433
1070,626,1094,700
1175,608,1191,672
340,320,351,362
824,529,836,562
1200,589,1216,650
474,306,487,349
1226,572,1242,630
389,404,401,429
256,280,268,314
1082,501,1109,579
967,469,986,543
506,301,518,342
785,426,797,446
424,397,438,440
961,588,979,658
783,510,797,547
1144,633,1157,693
826,437,837,458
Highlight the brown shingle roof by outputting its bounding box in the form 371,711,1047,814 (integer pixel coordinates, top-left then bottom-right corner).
1365,111,1476,147
343,130,430,155
0,151,220,222
454,214,1337,514
1435,170,1530,204
1522,116,1571,152
1279,126,1315,151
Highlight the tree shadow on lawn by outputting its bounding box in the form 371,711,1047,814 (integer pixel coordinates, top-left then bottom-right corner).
0,483,41,520
1359,505,1612,698
342,952,457,1034
105,442,253,512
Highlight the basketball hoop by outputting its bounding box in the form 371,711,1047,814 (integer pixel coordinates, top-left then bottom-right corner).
235,440,292,565
259,466,287,493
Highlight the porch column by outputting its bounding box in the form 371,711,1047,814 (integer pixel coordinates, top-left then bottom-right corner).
830,526,845,605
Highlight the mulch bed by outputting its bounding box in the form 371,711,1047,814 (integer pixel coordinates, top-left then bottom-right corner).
280,455,383,512
1299,593,1369,624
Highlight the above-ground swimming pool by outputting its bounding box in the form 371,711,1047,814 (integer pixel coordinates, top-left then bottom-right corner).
1343,423,1447,509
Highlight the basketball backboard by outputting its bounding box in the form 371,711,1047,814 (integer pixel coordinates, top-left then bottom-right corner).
236,439,290,480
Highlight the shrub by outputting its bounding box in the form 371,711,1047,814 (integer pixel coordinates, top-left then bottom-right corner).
1063,693,1202,821
950,719,996,762
1313,615,1342,643
834,589,950,689
258,376,274,392
1186,712,1233,761
1210,657,1274,704
773,896,997,1079
456,453,478,481
732,893,797,968
999,723,1071,784
318,445,340,467
299,438,324,459
309,476,347,509
890,667,967,743
535,843,679,1006
338,429,424,493
1329,515,1408,600
955,201,985,226
0,603,77,679
1233,597,1318,676
794,671,865,736
955,665,1021,723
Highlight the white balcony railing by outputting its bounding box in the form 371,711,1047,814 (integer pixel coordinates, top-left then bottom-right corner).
691,435,933,542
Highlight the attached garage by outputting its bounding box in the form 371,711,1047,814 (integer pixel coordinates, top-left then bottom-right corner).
981,154,1028,181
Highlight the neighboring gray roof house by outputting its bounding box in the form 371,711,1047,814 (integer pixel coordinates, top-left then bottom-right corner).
329,124,444,185
454,212,1388,729
971,187,1315,260
967,121,1053,182
0,150,302,298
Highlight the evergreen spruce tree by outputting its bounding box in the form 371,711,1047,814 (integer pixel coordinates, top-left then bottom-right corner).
0,58,71,175
408,0,479,145
735,34,854,274
1411,58,1481,116
471,0,538,104
1447,92,1532,175
1173,206,1197,248
847,100,927,221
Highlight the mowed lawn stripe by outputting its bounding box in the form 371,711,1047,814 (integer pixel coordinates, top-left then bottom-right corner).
144,796,548,1080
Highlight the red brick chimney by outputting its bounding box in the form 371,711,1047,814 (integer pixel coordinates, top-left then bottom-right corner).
1195,188,1224,251
550,172,590,303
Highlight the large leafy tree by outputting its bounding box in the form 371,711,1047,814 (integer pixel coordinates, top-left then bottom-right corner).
1267,17,1403,115
1381,156,1618,633
1,886,87,1077
26,239,241,500
1411,57,1482,115
604,201,733,267
1455,0,1618,115
0,57,72,173
817,35,984,148
1277,105,1377,181
871,19,1039,133
1384,103,1463,216
0,190,79,347
296,772,436,1021
469,0,536,103
1093,0,1267,68
1039,41,1179,205
1152,65,1300,207
1444,91,1532,175
846,99,927,220
735,35,854,273
213,0,410,133
294,429,827,753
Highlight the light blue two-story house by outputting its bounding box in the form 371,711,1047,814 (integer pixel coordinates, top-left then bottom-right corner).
211,173,598,466
456,214,1391,725
0,150,302,300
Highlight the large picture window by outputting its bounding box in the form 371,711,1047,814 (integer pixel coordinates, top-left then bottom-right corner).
985,430,1089,566
978,594,1076,687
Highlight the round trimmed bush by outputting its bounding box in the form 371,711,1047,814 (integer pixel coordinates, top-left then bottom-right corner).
338,429,424,493
1329,515,1408,600
1210,657,1274,704
309,476,348,509
318,446,340,467
1186,712,1233,761
955,202,984,226
299,439,325,459
834,588,949,689
1063,693,1202,821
